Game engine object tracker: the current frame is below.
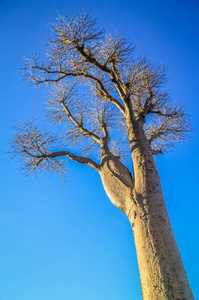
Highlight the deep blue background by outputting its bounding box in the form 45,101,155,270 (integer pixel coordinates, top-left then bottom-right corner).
0,0,199,299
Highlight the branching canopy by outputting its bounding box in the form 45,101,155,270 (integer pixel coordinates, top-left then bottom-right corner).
12,11,192,176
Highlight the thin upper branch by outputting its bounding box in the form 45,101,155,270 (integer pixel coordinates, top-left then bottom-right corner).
25,60,125,115
61,100,102,144
74,43,128,104
83,72,125,114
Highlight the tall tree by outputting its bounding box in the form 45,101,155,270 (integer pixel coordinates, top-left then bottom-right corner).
12,11,194,299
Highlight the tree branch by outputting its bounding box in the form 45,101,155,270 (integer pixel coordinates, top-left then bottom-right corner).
25,60,125,115
72,43,128,106
151,148,163,155
61,100,102,144
37,150,101,172
83,72,125,114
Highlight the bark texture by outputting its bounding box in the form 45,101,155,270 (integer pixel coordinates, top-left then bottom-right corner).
99,142,194,299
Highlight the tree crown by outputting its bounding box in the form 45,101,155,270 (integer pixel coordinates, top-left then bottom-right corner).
11,11,192,177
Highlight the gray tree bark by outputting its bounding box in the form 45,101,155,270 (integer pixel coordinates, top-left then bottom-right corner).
99,123,194,299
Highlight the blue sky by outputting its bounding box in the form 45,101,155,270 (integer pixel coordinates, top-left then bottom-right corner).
0,0,199,299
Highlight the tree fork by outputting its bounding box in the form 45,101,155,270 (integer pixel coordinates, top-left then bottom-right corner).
99,143,194,299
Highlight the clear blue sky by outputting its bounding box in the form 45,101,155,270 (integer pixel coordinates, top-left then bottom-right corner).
0,0,199,299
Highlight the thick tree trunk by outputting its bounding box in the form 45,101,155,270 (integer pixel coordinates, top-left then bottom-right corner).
127,192,194,299
128,178,194,299
100,133,194,298
127,117,194,299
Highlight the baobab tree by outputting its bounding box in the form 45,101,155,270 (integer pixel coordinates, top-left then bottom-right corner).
11,11,194,299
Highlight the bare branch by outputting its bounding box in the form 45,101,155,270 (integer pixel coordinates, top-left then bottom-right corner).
144,104,192,153
151,148,163,155
125,59,168,119
46,82,108,145
54,10,104,45
11,120,66,177
11,120,101,177
62,101,102,143
24,12,132,111
82,72,125,114
36,150,101,172
24,56,125,115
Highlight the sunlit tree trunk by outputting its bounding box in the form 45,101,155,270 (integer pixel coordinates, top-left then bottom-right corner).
129,153,193,299
128,190,194,299
100,123,194,299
